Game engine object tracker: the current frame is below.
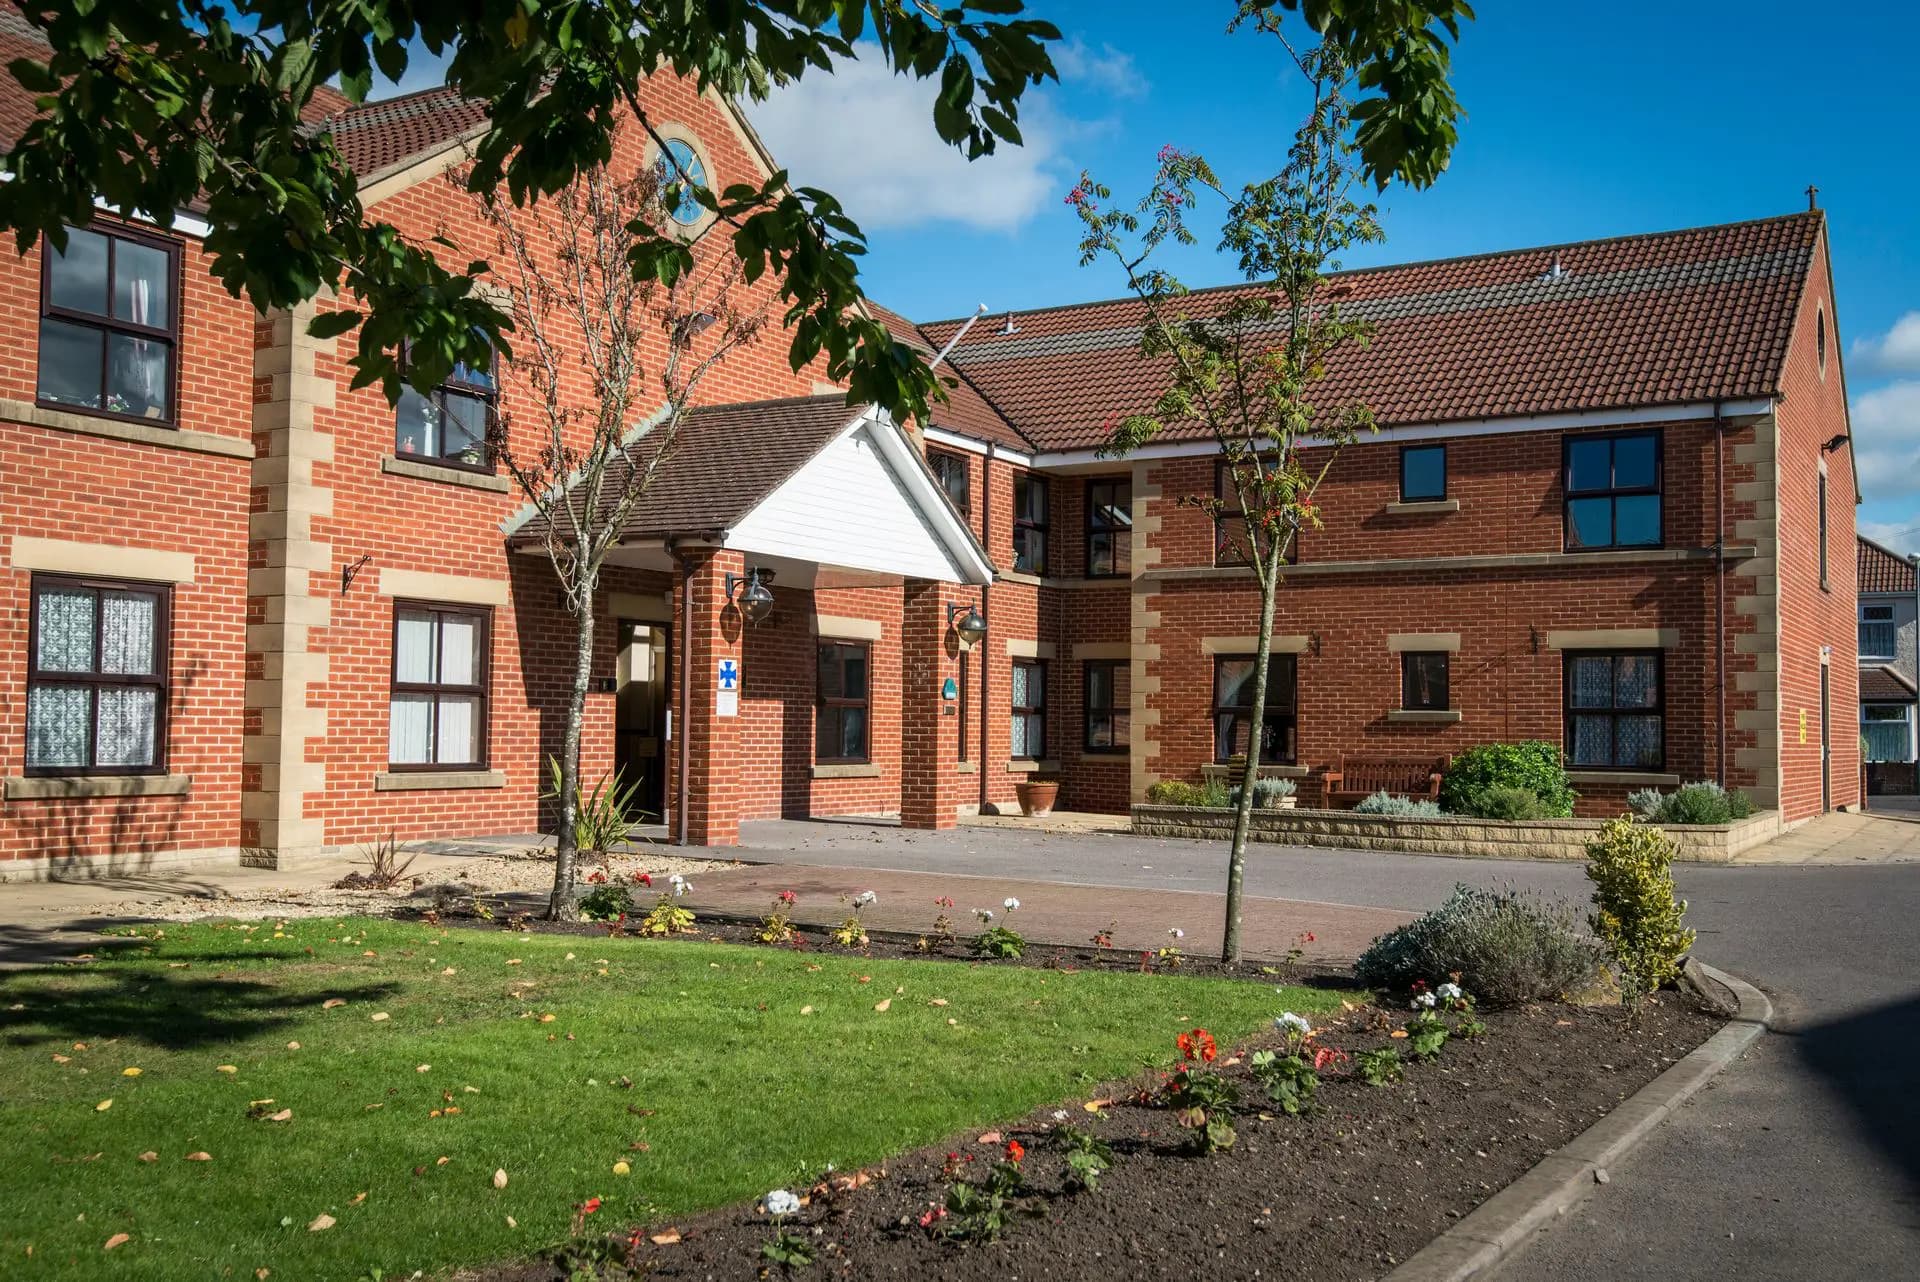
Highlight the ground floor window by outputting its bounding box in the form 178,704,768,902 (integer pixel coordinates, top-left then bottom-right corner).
1564,651,1663,769
816,641,870,763
1864,703,1915,763
1083,659,1129,752
1400,651,1450,711
1011,658,1047,759
389,603,490,768
25,574,169,774
1212,653,1298,763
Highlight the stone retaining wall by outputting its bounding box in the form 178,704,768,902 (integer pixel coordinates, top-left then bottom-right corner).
1130,805,1782,863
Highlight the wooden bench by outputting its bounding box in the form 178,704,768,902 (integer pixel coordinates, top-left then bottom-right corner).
1319,754,1448,808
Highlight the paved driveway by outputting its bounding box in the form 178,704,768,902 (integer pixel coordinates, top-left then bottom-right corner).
726,817,1920,1280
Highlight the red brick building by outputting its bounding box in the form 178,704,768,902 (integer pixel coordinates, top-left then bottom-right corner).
0,43,1861,874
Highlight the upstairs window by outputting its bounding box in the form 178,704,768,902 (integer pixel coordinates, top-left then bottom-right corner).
929,449,971,516
389,604,491,769
816,641,870,763
1565,651,1664,770
1818,469,1830,591
26,575,170,775
1860,604,1897,659
1013,474,1049,575
1085,477,1131,577
38,225,179,423
396,344,497,471
1400,444,1447,501
1565,431,1662,550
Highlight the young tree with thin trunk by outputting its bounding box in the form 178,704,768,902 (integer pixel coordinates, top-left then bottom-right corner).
1073,4,1468,963
471,145,767,918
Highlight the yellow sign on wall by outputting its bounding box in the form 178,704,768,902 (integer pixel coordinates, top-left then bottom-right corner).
1799,708,1808,745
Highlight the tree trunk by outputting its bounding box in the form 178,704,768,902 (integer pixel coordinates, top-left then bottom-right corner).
547,578,598,920
1221,551,1283,964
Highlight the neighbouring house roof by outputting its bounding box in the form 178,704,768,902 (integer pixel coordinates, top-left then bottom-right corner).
1859,535,1917,595
1862,665,1917,702
915,213,1824,452
320,84,490,177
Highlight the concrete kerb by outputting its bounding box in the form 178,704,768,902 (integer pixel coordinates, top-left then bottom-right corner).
1384,959,1773,1282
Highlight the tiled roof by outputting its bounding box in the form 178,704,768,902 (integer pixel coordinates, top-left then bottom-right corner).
865,300,1031,450
1859,535,1917,595
1861,666,1916,702
319,85,489,176
509,394,866,544
917,214,1824,451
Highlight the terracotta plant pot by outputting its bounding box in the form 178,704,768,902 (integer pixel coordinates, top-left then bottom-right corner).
1015,778,1060,818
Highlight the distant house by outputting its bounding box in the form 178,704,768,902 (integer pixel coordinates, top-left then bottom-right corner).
1858,535,1918,793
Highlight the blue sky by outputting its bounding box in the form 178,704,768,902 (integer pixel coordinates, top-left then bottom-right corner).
738,0,1920,551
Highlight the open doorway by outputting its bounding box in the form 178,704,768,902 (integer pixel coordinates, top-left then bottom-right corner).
616,620,672,820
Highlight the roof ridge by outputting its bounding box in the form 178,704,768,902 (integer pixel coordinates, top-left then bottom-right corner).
689,391,862,414
915,211,1825,331
1858,532,1916,562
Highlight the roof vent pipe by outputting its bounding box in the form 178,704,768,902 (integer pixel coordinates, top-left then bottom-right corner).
1539,255,1570,285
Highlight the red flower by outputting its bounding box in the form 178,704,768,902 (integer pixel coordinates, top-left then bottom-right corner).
1176,1028,1218,1064
779,889,797,906
1304,932,1316,943
582,1196,602,1215
1313,1045,1348,1072
635,872,652,887
1005,1139,1025,1165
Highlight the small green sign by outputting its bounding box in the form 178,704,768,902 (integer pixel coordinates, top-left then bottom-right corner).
941,676,958,700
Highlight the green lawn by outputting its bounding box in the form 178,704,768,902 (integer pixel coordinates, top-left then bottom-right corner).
0,916,1341,1280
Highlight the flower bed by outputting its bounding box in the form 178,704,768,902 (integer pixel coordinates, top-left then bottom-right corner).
1131,803,1781,862
473,992,1721,1281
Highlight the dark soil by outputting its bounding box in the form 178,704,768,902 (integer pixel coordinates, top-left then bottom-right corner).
460,983,1720,1282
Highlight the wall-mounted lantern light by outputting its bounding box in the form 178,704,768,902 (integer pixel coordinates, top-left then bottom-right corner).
725,567,776,626
948,601,988,648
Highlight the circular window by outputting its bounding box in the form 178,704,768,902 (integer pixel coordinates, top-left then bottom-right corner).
658,137,708,227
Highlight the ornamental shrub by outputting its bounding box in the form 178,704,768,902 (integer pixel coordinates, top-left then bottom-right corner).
1439,741,1576,818
1468,783,1556,821
1230,776,1298,808
1585,817,1696,1001
1355,882,1602,1006
1352,790,1443,817
1145,780,1209,806
1627,781,1756,825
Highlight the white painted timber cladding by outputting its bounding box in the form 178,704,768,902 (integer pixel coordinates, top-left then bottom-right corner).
728,422,965,582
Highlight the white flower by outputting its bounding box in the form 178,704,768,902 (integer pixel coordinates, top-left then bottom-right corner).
1437,982,1464,1001
974,908,993,923
1275,1011,1312,1037
854,890,877,907
1168,927,1185,939
674,880,693,897
1411,991,1437,1010
1051,1109,1069,1122
765,1189,800,1217
1003,897,1020,912
669,873,684,884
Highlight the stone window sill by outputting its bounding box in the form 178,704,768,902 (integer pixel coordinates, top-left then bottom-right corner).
1566,770,1682,788
957,761,980,775
996,571,1044,587
4,774,192,801
1384,498,1460,515
1079,752,1129,764
382,454,515,492
374,770,507,791
1386,709,1464,723
1007,759,1062,774
812,763,882,780
0,398,251,460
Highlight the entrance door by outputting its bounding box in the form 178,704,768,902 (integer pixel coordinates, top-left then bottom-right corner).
1820,663,1832,813
615,620,671,819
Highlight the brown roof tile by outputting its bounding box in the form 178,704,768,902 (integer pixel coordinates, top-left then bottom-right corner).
509,394,867,545
917,213,1824,451
865,300,1031,450
1861,666,1916,701
1860,535,1917,594
319,85,489,176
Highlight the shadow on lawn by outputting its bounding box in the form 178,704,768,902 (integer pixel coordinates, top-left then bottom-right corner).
0,960,400,1051
1792,992,1920,1198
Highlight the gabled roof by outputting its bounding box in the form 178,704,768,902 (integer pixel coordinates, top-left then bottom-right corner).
915,213,1823,452
1859,535,1917,595
864,300,1031,451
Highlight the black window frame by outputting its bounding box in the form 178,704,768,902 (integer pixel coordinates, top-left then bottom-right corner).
1214,459,1248,566
25,573,172,777
928,448,971,517
37,222,182,428
1400,651,1450,712
1082,658,1130,754
815,640,871,764
1211,653,1299,765
1399,443,1448,502
1013,473,1049,575
1563,650,1666,771
1084,476,1132,579
1011,657,1047,760
394,341,500,474
388,601,493,771
1563,428,1664,552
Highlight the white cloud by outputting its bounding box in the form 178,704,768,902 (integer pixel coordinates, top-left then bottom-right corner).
1860,518,1920,557
1851,379,1920,501
744,45,1070,233
1053,37,1147,100
1850,311,1920,376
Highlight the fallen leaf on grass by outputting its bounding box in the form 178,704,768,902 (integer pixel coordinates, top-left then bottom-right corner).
872,998,891,1013
121,1067,142,1077
1084,1099,1112,1113
505,959,523,966
612,1161,630,1176
538,1014,556,1024
185,1152,211,1161
138,1151,157,1163
349,1192,366,1206
1389,1029,1408,1039
266,1109,292,1123
416,1064,432,1073
506,1215,517,1228
103,1233,130,1251
95,1099,112,1112
441,967,457,976
492,1169,509,1190
928,998,949,1007
370,1013,390,1022
800,1005,814,1016
52,1054,70,1064
285,1042,300,1051
436,1156,450,1166
322,999,346,1010
216,1065,237,1074
307,1214,335,1232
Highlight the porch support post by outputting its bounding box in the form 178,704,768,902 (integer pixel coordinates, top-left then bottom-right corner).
901,578,966,830
677,549,745,847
